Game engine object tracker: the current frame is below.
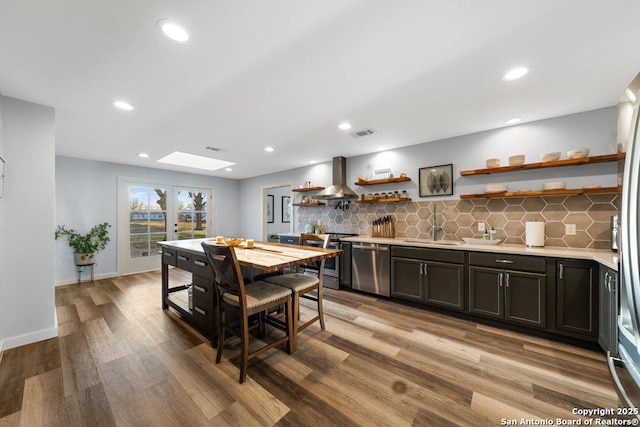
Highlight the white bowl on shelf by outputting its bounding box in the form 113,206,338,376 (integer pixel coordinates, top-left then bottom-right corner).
542,181,566,190
541,152,561,162
486,158,501,168
485,184,508,193
508,155,525,166
567,148,590,159
584,184,602,189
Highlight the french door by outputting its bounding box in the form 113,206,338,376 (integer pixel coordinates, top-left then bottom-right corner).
118,178,213,274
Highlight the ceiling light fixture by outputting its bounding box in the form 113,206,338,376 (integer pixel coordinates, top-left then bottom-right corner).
503,67,529,81
376,146,386,151
225,168,232,172
338,122,352,130
309,160,317,164
112,100,135,111
157,19,190,42
138,153,150,158
505,117,522,125
264,147,275,152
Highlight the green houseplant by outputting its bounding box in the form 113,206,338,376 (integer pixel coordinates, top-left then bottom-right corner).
55,222,111,265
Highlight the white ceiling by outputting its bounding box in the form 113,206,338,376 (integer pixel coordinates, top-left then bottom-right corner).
2,1,640,179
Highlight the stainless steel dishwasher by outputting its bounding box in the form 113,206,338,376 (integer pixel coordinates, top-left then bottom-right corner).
351,243,390,296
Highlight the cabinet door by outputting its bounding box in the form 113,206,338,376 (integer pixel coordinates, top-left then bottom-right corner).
556,260,598,336
391,257,423,301
425,261,464,311
469,266,503,319
504,270,546,328
599,266,618,354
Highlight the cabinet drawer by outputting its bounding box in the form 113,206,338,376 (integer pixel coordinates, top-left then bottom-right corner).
392,246,464,264
469,252,545,273
191,253,213,278
162,248,177,266
192,303,215,334
279,236,299,245
192,275,215,306
176,251,192,270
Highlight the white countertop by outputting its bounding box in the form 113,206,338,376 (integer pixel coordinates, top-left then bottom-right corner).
340,236,619,270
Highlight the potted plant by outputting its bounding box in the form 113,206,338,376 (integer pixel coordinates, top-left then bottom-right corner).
55,222,111,265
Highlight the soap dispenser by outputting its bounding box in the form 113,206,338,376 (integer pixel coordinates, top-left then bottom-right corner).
489,227,497,240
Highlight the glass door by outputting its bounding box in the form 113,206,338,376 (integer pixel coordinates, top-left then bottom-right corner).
174,188,209,240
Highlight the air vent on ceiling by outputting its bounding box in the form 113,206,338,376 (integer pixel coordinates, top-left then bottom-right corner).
202,146,225,152
350,128,376,138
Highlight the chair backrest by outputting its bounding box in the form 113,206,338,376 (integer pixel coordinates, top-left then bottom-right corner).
201,242,246,306
299,233,330,273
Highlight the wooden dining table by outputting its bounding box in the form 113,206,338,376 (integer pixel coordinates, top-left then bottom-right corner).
157,238,342,342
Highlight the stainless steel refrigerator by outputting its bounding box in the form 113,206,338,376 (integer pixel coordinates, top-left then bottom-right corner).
609,78,640,414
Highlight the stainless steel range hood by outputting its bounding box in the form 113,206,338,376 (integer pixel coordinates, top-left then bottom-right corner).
314,157,358,200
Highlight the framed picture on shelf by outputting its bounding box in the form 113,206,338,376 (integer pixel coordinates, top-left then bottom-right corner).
419,164,453,197
282,196,291,223
267,195,274,223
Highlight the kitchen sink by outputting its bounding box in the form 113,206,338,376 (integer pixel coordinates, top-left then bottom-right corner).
401,239,461,246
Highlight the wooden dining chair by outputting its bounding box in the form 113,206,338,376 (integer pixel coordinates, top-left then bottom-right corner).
263,233,330,351
201,242,294,384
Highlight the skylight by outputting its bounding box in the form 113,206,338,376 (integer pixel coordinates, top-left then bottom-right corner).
157,151,235,171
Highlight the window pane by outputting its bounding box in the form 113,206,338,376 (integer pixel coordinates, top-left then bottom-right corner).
130,235,150,258
149,211,166,232
150,233,167,255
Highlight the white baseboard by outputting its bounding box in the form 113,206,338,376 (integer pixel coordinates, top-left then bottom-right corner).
2,326,58,351
54,271,121,287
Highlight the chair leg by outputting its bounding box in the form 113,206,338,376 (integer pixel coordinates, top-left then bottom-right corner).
285,296,294,354
215,310,225,364
318,289,326,331
239,313,250,383
291,292,300,351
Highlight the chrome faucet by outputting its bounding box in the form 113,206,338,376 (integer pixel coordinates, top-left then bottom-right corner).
432,203,442,240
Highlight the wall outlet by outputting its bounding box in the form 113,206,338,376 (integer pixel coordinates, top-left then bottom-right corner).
478,222,485,232
565,224,576,235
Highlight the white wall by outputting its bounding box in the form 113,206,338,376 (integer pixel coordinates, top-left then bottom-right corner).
0,93,4,352
55,156,242,284
239,107,618,238
0,96,57,350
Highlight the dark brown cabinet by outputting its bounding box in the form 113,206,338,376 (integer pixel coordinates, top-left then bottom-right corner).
468,252,546,328
556,260,598,337
391,247,465,311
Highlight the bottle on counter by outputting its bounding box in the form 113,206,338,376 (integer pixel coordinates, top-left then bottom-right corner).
489,227,497,240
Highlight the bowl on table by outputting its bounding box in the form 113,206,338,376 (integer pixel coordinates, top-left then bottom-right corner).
508,155,525,166
567,148,590,159
223,237,244,247
541,152,561,162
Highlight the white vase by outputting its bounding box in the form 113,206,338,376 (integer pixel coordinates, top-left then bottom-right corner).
74,253,94,265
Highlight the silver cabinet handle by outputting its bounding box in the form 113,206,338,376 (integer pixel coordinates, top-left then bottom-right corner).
352,245,389,251
178,255,188,261
495,259,513,264
605,271,611,292
423,263,428,276
498,272,503,287
194,260,206,267
194,307,206,315
559,263,564,280
164,252,174,257
505,272,510,288
193,285,206,293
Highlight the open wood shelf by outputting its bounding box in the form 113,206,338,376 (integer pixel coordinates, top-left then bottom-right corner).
460,153,622,176
355,176,411,186
460,186,620,199
292,186,325,192
356,197,411,204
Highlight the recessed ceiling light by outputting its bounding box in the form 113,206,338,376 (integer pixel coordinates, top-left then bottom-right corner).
264,147,275,152
157,151,235,171
157,19,190,42
225,167,232,172
503,67,529,81
138,153,149,158
112,100,135,111
376,146,386,151
338,122,352,130
309,160,317,164
505,117,522,125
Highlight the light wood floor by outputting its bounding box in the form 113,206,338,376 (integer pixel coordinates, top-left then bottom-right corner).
0,269,618,426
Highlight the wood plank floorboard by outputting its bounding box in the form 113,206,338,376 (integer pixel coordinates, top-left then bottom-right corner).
0,271,622,426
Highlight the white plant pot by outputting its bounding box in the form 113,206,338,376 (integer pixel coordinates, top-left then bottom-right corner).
74,253,94,265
